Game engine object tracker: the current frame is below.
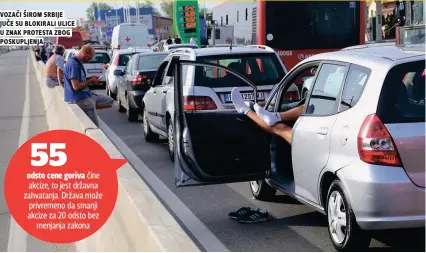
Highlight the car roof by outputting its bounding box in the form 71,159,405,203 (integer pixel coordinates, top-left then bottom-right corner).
305,44,425,70
136,52,169,57
192,47,276,57
116,48,153,54
168,44,198,47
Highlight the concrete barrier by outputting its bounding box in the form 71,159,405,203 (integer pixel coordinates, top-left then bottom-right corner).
29,52,200,252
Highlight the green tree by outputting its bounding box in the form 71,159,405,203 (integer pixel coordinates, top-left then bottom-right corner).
86,2,113,21
160,1,173,18
199,8,207,18
138,1,161,16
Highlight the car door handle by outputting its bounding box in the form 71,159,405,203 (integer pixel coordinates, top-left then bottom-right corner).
162,90,167,94
153,90,156,94
317,127,329,135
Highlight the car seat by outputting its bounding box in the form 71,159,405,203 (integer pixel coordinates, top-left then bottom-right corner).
411,72,425,103
223,62,246,87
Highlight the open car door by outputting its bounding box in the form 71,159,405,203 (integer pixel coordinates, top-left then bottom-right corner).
174,60,271,187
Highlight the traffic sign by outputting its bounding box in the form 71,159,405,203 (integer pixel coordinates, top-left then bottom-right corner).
106,27,113,37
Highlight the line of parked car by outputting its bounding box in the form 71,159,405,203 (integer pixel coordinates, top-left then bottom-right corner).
103,43,425,252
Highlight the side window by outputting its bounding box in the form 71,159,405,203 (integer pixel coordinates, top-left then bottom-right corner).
132,55,139,72
266,91,278,112
339,64,371,112
180,55,190,86
305,63,348,116
125,58,133,74
162,56,180,85
273,65,319,112
153,60,169,87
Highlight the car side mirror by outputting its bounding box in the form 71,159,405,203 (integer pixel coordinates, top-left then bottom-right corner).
146,79,153,87
114,70,124,76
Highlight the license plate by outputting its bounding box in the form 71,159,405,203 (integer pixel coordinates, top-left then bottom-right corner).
87,69,102,74
224,92,265,103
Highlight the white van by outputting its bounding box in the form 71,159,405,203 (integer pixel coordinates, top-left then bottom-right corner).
111,23,151,51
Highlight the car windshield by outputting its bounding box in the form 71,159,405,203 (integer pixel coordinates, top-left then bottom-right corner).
88,53,110,64
193,53,285,87
377,60,425,123
138,54,168,70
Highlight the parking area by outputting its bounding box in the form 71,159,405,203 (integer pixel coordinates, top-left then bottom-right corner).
93,88,425,252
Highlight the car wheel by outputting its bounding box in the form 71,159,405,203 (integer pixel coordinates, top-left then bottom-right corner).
126,94,139,122
249,180,276,200
143,106,159,142
326,180,371,252
167,118,174,162
117,94,125,113
106,83,117,100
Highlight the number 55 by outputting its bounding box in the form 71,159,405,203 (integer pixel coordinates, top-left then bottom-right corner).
31,143,67,167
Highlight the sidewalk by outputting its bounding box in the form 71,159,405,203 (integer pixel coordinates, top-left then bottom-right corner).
0,51,75,252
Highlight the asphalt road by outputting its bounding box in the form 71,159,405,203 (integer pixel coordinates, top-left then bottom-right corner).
0,51,75,252
94,88,425,252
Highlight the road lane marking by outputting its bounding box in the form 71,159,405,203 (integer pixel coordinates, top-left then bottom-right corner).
7,54,30,252
98,118,229,252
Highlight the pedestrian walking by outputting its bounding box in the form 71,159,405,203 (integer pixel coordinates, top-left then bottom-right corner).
62,45,114,127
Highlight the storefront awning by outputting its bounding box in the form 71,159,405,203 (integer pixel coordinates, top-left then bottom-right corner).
382,7,396,15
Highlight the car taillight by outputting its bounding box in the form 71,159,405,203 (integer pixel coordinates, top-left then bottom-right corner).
283,91,300,101
184,96,217,111
357,114,402,166
132,74,147,86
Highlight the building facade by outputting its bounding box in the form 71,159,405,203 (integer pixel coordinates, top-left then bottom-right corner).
153,16,173,40
93,7,155,41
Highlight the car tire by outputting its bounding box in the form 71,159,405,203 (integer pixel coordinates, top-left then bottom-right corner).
117,94,125,113
143,106,159,142
326,180,371,252
249,180,276,200
126,94,139,122
167,118,174,162
106,83,117,100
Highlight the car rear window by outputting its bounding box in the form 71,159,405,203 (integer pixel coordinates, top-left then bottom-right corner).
138,54,168,70
88,53,110,64
377,60,425,123
194,53,285,88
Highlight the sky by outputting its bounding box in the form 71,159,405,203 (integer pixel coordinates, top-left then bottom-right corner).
0,1,220,20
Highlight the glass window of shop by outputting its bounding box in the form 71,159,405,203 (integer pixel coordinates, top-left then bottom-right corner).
412,1,424,25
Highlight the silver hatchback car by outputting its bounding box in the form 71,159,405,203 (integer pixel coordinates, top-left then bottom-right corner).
172,44,425,251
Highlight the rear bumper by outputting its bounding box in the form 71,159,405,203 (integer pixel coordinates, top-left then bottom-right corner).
337,162,425,230
128,91,146,110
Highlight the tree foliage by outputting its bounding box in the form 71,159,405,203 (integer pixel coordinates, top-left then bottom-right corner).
86,2,112,21
138,1,161,16
160,1,173,18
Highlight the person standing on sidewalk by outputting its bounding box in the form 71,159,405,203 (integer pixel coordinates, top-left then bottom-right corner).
62,45,114,127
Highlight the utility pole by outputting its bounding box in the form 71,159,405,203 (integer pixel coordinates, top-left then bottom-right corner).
375,0,382,42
